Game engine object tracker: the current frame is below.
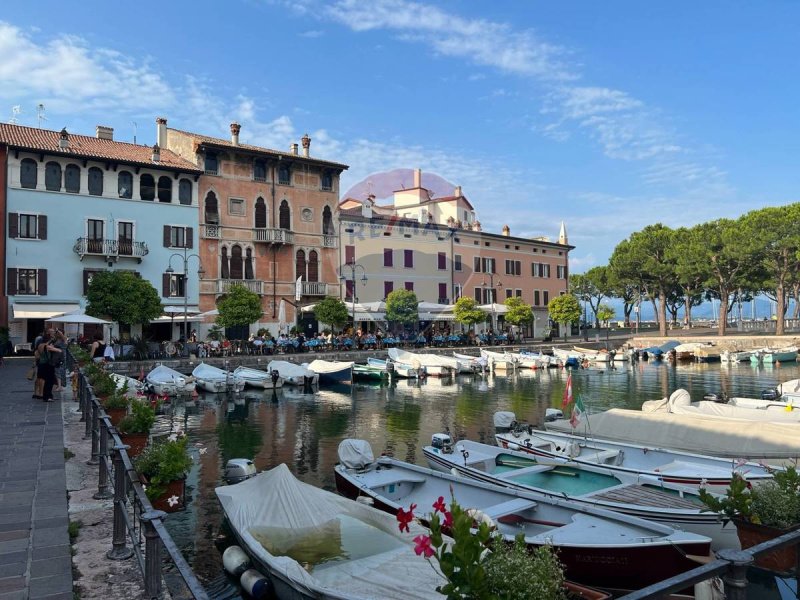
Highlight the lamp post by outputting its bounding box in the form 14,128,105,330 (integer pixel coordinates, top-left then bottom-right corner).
481,271,502,333
583,298,589,341
339,262,368,328
166,248,204,349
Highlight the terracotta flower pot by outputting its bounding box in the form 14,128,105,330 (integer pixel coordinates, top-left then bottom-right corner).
734,517,800,573
104,407,127,426
150,478,186,513
119,432,148,458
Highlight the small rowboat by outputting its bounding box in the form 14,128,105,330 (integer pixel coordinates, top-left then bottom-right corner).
146,364,195,396
304,359,353,384
191,362,246,393
367,357,422,379
233,366,284,389
266,360,319,386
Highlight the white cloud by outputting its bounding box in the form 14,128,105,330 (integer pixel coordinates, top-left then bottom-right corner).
299,29,324,38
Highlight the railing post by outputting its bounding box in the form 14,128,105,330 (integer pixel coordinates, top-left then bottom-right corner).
79,374,86,422
717,549,753,600
93,423,113,499
140,510,167,599
106,444,133,561
83,383,93,439
87,400,100,465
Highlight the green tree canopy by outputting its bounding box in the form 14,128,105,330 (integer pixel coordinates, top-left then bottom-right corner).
312,297,349,331
86,271,162,326
216,285,263,328
453,297,486,330
503,297,533,327
596,304,615,324
385,290,419,327
548,294,581,340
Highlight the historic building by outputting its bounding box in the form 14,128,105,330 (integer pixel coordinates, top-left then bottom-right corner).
0,123,202,346
163,120,348,337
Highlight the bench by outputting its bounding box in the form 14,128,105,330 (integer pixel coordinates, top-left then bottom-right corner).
481,498,538,520
581,449,622,465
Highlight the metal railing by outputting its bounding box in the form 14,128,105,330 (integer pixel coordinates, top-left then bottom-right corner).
216,279,264,294
203,225,221,239
322,234,337,247
737,319,800,333
300,281,327,296
253,227,293,244
73,237,149,261
70,352,209,600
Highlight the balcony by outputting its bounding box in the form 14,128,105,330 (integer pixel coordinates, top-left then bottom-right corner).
73,237,148,263
204,225,221,239
300,281,328,296
322,235,337,248
253,228,293,245
216,279,265,295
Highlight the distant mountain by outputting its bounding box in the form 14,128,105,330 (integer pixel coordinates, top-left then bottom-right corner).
342,168,457,202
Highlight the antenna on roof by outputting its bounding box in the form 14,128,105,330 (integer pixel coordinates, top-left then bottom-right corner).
131,121,138,145
8,105,21,124
36,104,46,128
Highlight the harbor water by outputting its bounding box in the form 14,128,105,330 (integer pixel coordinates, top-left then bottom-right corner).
157,359,800,598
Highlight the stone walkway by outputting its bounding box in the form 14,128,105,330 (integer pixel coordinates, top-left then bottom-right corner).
0,358,72,600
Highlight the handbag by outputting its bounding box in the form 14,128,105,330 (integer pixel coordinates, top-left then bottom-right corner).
26,366,36,380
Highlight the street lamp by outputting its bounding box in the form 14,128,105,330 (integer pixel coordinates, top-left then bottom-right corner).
339,262,368,327
481,272,502,333
166,248,205,350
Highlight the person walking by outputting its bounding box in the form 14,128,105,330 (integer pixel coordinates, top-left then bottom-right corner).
37,332,62,402
51,330,68,394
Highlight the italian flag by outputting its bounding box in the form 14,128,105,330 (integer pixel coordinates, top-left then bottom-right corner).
562,374,573,409
569,396,585,428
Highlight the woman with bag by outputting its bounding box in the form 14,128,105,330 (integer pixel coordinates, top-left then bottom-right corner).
37,333,62,403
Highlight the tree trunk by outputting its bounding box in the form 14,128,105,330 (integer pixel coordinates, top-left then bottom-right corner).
684,293,692,326
718,292,729,336
776,284,786,336
658,291,667,336
624,303,632,327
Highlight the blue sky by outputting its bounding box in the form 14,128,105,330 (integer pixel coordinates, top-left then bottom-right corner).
1,1,798,273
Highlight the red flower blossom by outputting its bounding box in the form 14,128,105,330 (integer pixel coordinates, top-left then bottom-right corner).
443,510,453,528
432,496,447,514
396,503,417,533
413,534,434,557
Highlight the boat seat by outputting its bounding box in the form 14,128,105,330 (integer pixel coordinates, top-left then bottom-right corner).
481,498,538,520
582,449,622,465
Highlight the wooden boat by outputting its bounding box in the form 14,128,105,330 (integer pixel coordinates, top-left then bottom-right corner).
642,388,800,423
388,348,457,377
572,346,613,364
146,364,195,396
352,363,388,381
215,464,447,600
191,362,246,393
750,346,798,364
304,359,353,384
480,349,517,371
425,436,737,550
367,357,422,379
233,365,284,389
334,440,712,591
493,414,774,492
267,360,319,386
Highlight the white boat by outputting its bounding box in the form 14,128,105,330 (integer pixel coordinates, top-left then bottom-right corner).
517,350,554,368
267,360,319,386
642,388,800,423
571,346,614,363
452,352,488,371
233,365,284,389
552,347,583,361
720,349,753,363
191,362,246,393
425,436,737,550
387,348,459,377
304,360,353,384
492,413,774,492
334,440,712,591
750,346,798,364
145,364,195,396
215,464,446,600
110,373,145,396
366,358,422,379
479,349,517,371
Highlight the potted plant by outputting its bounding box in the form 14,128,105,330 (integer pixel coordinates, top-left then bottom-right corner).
700,467,800,572
134,435,193,512
117,400,156,457
101,387,130,426
91,372,117,401
70,345,90,367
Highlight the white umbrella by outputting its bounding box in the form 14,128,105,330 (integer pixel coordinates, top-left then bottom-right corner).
197,308,219,318
48,311,111,324
163,306,200,314
278,299,287,334
478,303,510,314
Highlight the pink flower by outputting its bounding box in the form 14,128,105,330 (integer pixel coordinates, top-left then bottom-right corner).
443,510,453,529
413,534,434,557
433,496,447,514
397,503,417,533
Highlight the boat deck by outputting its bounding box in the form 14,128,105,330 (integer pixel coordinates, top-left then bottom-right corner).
589,484,700,509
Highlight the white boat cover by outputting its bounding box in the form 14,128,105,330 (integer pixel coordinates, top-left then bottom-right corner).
388,348,456,370
337,439,375,470
642,389,800,423
305,360,354,375
545,408,800,459
192,362,230,380
493,411,517,428
234,366,271,380
147,364,187,385
268,360,316,378
215,464,444,599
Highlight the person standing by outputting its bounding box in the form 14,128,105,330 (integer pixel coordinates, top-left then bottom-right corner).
51,330,68,393
37,332,62,402
32,329,46,399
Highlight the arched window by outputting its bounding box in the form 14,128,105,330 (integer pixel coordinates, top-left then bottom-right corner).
140,174,155,200
157,176,172,202
279,200,290,230
322,206,334,235
64,164,80,193
88,167,103,196
295,250,306,281
178,179,192,205
255,197,267,228
245,248,254,280
205,191,219,223
20,158,37,189
45,162,62,191
253,159,267,182
308,250,319,282
118,171,133,198
220,247,229,279
278,164,291,185
230,245,244,279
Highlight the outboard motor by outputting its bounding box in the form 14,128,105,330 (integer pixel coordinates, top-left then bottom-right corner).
703,391,728,403
223,459,257,484
270,370,280,386
431,433,453,454
761,388,780,401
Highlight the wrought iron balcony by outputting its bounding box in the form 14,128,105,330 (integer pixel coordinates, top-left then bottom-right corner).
204,225,221,239
322,235,337,248
216,279,265,295
253,228,293,244
73,237,148,262
300,281,328,296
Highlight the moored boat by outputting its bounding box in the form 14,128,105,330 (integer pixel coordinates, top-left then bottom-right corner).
352,363,388,381
191,362,246,393
304,359,353,384
388,348,457,377
267,360,319,386
367,357,422,379
642,388,800,423
146,364,195,396
720,349,753,363
233,365,284,389
480,349,517,371
110,372,145,396
750,346,798,364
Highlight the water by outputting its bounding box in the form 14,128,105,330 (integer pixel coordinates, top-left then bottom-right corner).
158,359,800,594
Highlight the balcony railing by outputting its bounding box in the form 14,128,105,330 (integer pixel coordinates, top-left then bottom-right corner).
73,237,148,262
204,225,221,239
216,279,265,295
300,281,327,296
253,228,293,244
322,235,337,248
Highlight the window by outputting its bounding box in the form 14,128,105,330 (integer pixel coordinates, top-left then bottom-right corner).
253,159,267,182
453,284,462,300
481,257,495,273
506,288,513,299
321,171,333,191
505,260,521,275
45,162,61,191
295,250,306,281
382,281,393,298
204,152,218,175
140,174,155,200
279,200,290,229
178,179,192,205
534,290,540,306
230,245,244,279
474,256,482,273
88,167,103,196
19,214,38,239
87,219,104,253
308,250,319,282
205,191,219,224
229,197,245,216
515,261,521,276
118,222,134,256
65,164,80,193
20,158,37,189
164,273,186,297
345,245,355,265
454,254,462,271
404,249,413,268
164,226,193,249
383,248,393,267
17,269,39,295
83,268,104,295
157,176,172,203
220,247,229,279
118,171,133,198
542,264,551,278
557,265,567,279
255,197,267,228
322,206,334,235
345,279,354,302
542,249,547,254
245,248,254,280
278,164,291,185
438,283,448,303
437,252,446,270
474,287,482,302
543,291,550,305
405,281,414,291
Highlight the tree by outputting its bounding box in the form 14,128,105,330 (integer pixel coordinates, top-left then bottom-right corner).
503,297,533,328
385,290,418,329
216,284,263,328
547,294,581,341
312,297,349,332
596,303,615,346
453,297,485,331
584,266,612,326
86,271,162,327
669,226,708,327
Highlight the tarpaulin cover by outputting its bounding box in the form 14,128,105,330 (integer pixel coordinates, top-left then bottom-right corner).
337,439,374,470
493,411,517,428
641,389,800,423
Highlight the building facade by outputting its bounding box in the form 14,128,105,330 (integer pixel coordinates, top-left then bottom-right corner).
0,123,202,345
164,120,347,337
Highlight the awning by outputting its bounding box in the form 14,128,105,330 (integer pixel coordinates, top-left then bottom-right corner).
150,315,204,323
12,303,81,319
419,312,457,321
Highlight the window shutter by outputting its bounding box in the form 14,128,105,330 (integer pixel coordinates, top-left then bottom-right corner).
8,213,17,238
162,273,170,297
6,268,17,295
185,227,193,249
38,215,47,240
163,226,171,247
515,261,521,276
37,269,47,296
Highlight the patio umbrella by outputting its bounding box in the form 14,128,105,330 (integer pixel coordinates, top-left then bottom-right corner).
278,299,287,334
48,311,111,324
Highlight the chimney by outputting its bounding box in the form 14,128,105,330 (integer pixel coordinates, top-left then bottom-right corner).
58,128,69,150
413,168,422,188
454,185,462,197
502,225,510,236
290,143,299,156
156,117,168,148
230,122,241,146
151,144,161,162
96,125,114,141
301,133,311,157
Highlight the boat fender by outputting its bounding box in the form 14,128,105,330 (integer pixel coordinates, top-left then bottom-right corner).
450,467,460,478
507,442,520,451
240,569,272,600
222,545,251,578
